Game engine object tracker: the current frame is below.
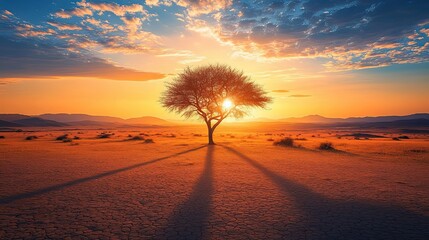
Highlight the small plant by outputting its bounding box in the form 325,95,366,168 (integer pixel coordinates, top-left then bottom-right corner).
392,137,400,141
0,136,5,139
144,138,154,143
25,136,38,140
319,142,334,150
398,136,410,139
73,136,80,140
63,138,72,143
129,135,144,141
267,138,274,141
56,134,69,141
274,137,294,147
97,133,111,139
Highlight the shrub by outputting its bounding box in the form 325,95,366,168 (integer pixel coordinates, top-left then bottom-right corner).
0,136,5,139
274,137,294,147
63,138,72,143
129,135,144,141
97,133,111,139
319,142,334,150
398,135,410,139
392,137,400,141
25,136,38,140
73,136,80,140
56,134,69,141
267,138,274,141
144,138,154,143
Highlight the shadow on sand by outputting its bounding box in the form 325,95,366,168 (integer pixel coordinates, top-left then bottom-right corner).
0,145,206,205
162,145,214,240
223,145,429,239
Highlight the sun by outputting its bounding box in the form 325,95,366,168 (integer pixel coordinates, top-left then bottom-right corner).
222,99,234,109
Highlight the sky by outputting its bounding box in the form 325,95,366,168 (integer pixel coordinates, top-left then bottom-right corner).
0,0,428,120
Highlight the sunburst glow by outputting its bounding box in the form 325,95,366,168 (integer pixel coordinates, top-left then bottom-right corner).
222,99,233,109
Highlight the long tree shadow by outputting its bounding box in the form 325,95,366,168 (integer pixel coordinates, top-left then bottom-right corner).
162,145,214,240
0,145,206,205
223,146,429,239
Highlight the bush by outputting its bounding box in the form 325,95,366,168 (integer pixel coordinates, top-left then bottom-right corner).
392,137,400,141
267,138,274,141
63,138,72,143
129,135,144,141
25,136,38,140
56,134,68,141
274,137,294,147
97,133,111,139
319,142,334,150
73,136,80,140
0,136,5,139
144,138,154,143
398,136,410,139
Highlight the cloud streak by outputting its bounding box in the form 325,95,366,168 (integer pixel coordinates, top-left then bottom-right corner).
0,37,165,82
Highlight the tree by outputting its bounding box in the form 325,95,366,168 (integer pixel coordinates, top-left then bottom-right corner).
160,64,272,145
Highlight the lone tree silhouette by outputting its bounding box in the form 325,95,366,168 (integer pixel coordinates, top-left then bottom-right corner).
161,64,271,145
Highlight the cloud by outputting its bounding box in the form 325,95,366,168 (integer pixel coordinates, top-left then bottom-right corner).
146,0,160,7
77,0,147,17
47,21,82,31
289,94,311,98
15,23,56,37
272,90,289,93
0,37,165,82
54,8,92,19
173,0,232,16
183,0,429,70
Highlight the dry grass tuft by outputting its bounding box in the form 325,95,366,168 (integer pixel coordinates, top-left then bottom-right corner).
274,137,294,147
56,134,68,141
25,136,38,140
319,142,335,150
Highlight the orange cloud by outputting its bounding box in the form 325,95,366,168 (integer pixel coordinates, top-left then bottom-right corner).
77,0,147,17
54,8,92,18
174,0,232,16
272,90,289,93
15,24,56,37
48,22,82,31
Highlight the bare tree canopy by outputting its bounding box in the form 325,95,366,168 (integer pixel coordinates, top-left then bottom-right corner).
161,64,272,145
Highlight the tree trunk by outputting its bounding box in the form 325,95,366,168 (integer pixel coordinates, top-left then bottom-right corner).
208,127,215,145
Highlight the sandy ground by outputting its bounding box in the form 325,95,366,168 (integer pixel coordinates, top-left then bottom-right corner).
0,125,428,239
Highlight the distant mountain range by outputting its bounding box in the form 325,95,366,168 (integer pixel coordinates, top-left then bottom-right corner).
278,113,429,123
0,113,171,127
0,113,428,128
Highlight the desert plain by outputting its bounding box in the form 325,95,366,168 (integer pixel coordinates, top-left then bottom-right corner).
1,123,428,239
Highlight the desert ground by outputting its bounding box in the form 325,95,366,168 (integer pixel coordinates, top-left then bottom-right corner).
1,124,428,239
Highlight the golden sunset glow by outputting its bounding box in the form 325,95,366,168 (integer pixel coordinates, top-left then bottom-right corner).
222,99,233,110
0,0,428,120
1,2,429,239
